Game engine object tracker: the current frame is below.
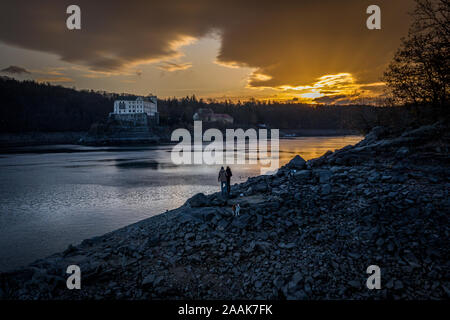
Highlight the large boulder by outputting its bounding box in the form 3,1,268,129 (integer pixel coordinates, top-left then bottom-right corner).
231,214,252,229
294,170,311,180
287,155,306,169
321,184,332,195
209,194,228,206
359,126,387,146
253,182,268,193
315,169,332,183
401,122,441,138
178,207,220,223
185,193,209,207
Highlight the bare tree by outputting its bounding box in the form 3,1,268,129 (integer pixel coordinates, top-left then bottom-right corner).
383,0,449,109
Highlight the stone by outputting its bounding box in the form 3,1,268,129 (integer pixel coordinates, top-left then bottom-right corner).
294,170,311,180
348,252,361,259
253,183,267,193
273,277,284,289
290,272,303,287
216,219,229,231
186,193,209,207
396,146,409,156
63,244,78,257
231,215,251,229
154,276,164,286
321,184,331,195
142,274,156,287
367,126,385,139
349,280,360,288
394,280,404,290
278,242,295,249
287,155,306,169
184,233,195,241
316,170,332,183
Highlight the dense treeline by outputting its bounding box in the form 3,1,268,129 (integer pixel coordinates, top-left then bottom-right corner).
0,78,138,133
0,77,406,134
0,78,110,133
158,95,403,133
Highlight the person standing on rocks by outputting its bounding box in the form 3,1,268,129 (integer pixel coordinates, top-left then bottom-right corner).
218,167,227,197
226,166,233,196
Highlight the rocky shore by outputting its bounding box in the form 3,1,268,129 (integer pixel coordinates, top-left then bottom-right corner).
0,122,449,300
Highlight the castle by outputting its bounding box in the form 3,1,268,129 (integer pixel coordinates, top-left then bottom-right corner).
110,96,159,125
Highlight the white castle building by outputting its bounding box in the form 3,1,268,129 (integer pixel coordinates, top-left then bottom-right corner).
113,96,158,116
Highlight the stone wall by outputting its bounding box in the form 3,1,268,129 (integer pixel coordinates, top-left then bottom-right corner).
109,113,150,127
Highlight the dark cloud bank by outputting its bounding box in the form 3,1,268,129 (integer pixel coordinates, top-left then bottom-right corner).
1,65,30,75
0,0,414,88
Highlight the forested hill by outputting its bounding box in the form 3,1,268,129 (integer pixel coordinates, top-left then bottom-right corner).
0,77,402,133
0,77,115,133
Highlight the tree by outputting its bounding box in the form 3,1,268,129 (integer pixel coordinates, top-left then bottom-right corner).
383,0,449,110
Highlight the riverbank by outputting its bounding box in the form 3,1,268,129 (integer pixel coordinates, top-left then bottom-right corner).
0,122,448,300
279,128,358,137
0,132,85,148
0,128,358,148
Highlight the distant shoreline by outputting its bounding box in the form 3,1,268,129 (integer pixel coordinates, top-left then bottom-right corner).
0,129,359,149
279,128,359,137
0,131,85,148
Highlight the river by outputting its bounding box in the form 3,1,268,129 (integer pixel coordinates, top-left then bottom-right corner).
0,136,362,271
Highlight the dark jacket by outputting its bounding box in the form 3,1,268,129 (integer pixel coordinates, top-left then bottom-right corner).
218,169,227,182
226,168,232,181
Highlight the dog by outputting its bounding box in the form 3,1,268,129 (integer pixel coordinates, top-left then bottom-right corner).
232,203,240,216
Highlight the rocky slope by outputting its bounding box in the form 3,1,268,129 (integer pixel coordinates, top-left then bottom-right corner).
0,122,449,300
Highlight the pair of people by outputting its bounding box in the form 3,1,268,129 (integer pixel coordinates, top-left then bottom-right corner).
218,166,232,197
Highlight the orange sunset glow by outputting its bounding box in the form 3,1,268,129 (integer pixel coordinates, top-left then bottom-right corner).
0,0,415,103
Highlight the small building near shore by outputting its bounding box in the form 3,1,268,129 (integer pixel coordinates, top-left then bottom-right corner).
193,108,233,124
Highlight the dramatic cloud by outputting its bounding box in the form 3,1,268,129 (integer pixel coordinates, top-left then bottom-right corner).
158,62,193,72
314,95,349,104
0,0,415,98
1,65,30,75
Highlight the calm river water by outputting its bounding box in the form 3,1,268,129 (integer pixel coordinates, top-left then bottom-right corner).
0,136,362,271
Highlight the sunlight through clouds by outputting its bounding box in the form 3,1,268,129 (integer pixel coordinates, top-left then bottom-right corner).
0,0,414,102
270,73,384,104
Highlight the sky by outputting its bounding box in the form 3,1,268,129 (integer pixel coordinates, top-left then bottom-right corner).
0,0,415,104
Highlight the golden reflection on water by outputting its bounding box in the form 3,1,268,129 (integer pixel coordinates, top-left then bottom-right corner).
277,136,363,163
223,136,363,171
172,135,363,177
